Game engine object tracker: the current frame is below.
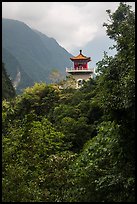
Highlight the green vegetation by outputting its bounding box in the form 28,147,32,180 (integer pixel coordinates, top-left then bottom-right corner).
2,18,73,93
2,62,16,99
2,3,135,202
2,48,34,94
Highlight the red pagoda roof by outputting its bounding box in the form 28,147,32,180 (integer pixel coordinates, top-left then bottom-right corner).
70,50,91,61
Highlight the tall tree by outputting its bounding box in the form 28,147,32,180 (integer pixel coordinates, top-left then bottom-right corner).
96,2,135,116
65,3,135,202
95,2,135,161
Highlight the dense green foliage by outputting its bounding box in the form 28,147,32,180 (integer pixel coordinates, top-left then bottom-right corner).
2,63,16,99
2,3,135,202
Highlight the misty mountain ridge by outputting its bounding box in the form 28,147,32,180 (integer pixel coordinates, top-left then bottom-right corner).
2,18,73,93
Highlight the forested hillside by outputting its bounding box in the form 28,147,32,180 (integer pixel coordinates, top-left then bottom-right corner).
2,3,135,202
2,18,73,93
2,48,34,93
2,63,16,99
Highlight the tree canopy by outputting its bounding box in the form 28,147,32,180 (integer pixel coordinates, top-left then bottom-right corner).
2,2,135,202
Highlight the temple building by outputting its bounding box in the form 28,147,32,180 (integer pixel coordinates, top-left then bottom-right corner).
66,50,94,88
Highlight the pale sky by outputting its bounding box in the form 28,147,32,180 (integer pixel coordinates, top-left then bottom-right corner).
2,2,135,67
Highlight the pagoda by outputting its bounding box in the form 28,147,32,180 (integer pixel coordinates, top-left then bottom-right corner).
66,50,94,88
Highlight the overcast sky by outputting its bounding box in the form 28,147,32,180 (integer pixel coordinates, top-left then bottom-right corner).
2,2,135,67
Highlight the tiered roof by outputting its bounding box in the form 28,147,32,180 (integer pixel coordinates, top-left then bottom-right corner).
70,50,91,61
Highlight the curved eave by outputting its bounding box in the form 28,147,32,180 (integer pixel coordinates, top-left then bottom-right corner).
70,57,91,62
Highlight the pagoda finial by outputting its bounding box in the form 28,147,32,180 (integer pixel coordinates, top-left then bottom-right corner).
80,50,82,54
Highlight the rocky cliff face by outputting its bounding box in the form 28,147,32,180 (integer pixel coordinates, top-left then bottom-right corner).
2,18,73,93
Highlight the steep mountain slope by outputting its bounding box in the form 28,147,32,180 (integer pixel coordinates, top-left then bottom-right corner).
2,18,73,92
2,63,16,99
2,48,34,93
34,29,73,74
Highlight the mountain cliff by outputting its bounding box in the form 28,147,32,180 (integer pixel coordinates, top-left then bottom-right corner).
2,18,73,93
2,63,16,99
